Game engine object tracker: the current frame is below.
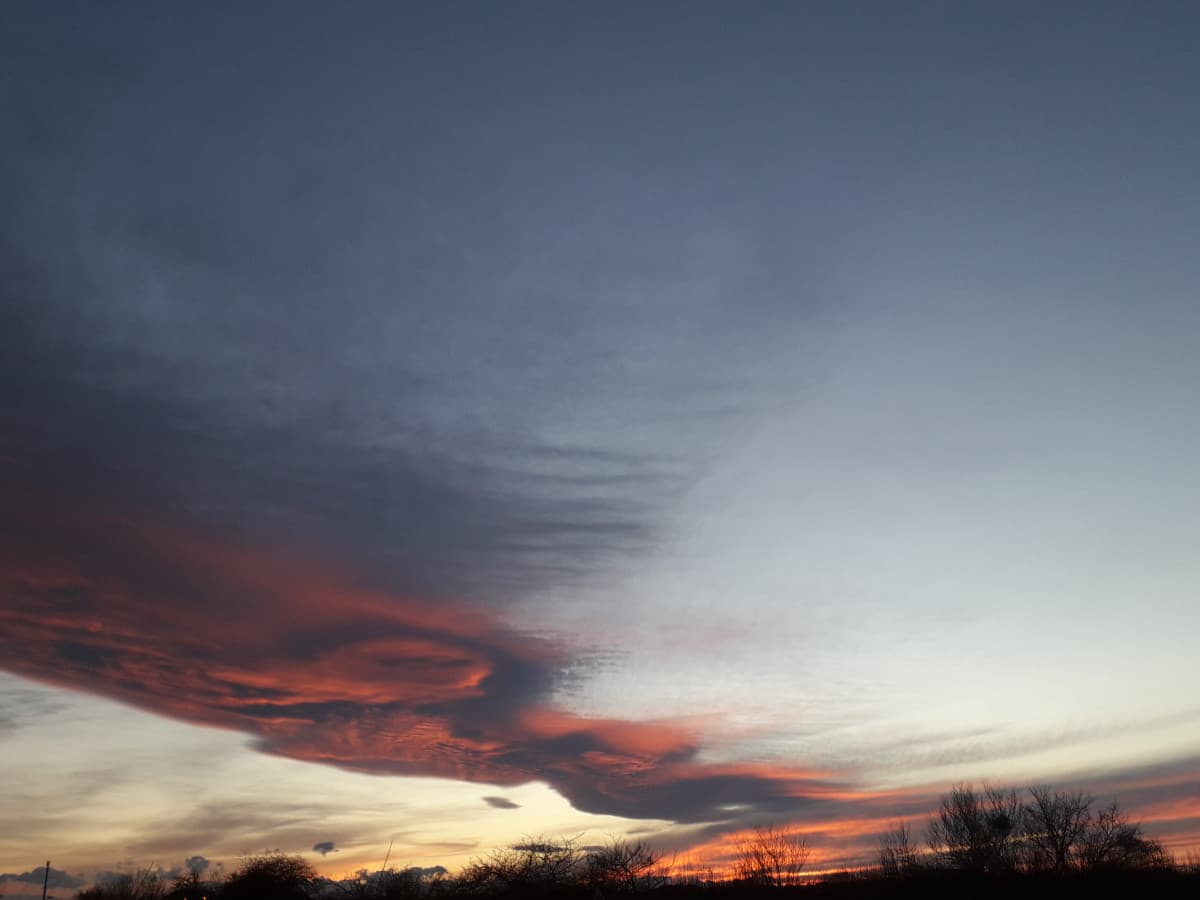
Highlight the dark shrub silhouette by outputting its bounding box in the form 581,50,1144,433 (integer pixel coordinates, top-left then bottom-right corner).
335,865,450,899
581,838,662,893
457,836,583,897
222,853,316,900
77,868,168,900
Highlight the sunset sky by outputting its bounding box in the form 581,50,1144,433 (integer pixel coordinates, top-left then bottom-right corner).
2,1,1199,892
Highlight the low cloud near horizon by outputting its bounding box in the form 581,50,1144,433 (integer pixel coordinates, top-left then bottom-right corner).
1,867,85,890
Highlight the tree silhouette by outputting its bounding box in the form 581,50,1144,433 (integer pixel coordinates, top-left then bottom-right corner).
457,835,582,897
222,853,315,900
581,838,662,894
927,783,1022,874
733,825,810,887
77,868,167,900
876,820,921,878
1021,785,1093,874
1078,801,1170,873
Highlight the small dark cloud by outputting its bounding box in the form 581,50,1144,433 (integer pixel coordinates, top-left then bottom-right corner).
1,867,85,889
482,796,520,809
184,856,210,876
312,841,337,856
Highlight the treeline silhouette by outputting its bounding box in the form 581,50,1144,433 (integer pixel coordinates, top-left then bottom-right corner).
71,782,1199,900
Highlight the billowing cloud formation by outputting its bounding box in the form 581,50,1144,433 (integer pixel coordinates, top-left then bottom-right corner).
312,842,337,856
0,67,820,826
0,487,843,825
0,0,821,837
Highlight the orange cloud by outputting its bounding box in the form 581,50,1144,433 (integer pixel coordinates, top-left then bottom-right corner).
7,489,1197,849
0,492,854,824
516,708,699,758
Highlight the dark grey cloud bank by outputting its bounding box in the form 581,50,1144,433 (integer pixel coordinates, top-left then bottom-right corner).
5,0,1195,604
1,2,819,607
1,3,821,825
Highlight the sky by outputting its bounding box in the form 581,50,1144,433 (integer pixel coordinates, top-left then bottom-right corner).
2,0,1199,890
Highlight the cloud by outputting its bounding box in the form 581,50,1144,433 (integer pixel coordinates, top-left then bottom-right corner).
0,681,68,734
0,491,850,825
0,304,670,612
0,0,805,619
5,332,1191,834
482,796,520,809
663,754,1200,872
311,842,337,856
1,867,85,889
3,6,1199,873
0,3,817,833
184,857,210,876
1067,754,1200,852
0,271,798,829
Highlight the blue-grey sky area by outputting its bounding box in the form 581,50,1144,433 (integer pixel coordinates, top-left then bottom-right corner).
2,0,1199,881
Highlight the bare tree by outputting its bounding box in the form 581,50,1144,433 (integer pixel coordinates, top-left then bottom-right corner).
877,820,921,878
582,838,662,893
734,825,810,887
927,783,1022,874
77,868,168,900
1078,802,1170,873
1021,785,1093,874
